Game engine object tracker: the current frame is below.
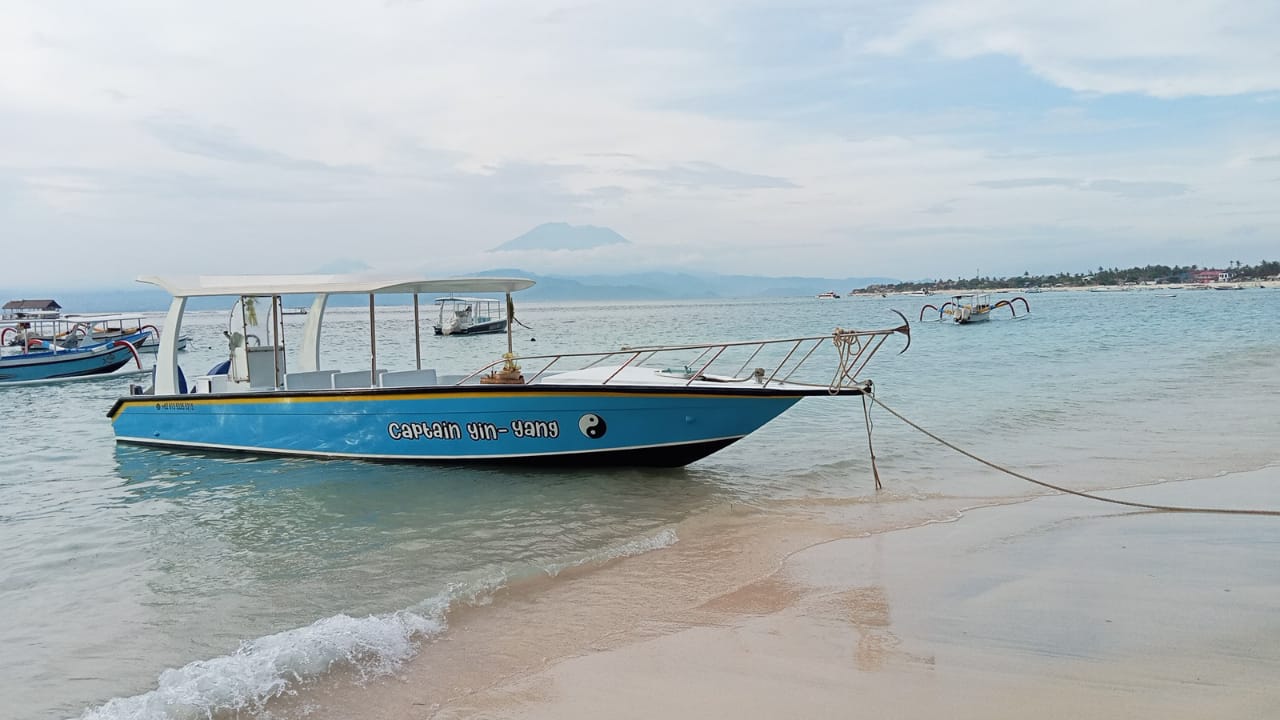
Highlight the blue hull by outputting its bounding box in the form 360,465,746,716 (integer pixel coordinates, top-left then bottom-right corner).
0,342,138,383
108,386,815,466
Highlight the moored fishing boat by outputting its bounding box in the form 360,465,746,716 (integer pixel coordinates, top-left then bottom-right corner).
919,293,1030,324
51,314,191,353
433,295,507,335
0,318,146,384
3,307,190,354
108,274,909,466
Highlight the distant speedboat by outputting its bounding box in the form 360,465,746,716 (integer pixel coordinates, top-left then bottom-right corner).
816,291,841,299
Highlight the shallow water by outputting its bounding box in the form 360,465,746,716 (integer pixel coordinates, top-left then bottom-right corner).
1,288,1278,719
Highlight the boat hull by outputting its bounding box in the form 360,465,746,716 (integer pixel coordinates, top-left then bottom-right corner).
433,319,508,336
137,335,191,353
0,342,138,383
107,385,823,466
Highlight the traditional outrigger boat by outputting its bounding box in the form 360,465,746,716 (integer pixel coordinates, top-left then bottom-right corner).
919,293,1030,324
108,274,910,466
1,318,146,384
2,310,190,354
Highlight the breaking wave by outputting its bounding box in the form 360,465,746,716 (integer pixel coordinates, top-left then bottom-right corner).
76,528,679,720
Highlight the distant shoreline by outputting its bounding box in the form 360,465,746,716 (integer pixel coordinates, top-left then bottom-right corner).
853,280,1279,296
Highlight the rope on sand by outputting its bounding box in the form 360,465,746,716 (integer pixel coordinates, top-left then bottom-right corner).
867,392,1280,517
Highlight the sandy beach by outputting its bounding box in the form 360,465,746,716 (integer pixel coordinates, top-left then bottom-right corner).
271,465,1280,720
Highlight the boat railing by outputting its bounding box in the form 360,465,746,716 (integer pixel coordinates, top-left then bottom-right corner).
454,317,910,391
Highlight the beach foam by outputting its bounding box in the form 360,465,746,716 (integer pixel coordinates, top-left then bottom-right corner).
77,608,443,720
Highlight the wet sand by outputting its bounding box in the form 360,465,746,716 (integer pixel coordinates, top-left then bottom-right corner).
275,467,1280,719
492,470,1280,719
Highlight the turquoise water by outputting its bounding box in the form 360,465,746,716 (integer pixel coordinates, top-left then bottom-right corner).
1,289,1278,719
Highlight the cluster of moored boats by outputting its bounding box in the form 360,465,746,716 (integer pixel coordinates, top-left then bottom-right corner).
0,290,521,387
5,277,914,467
0,301,166,385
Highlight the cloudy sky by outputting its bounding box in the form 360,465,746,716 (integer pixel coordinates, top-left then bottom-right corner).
3,0,1278,288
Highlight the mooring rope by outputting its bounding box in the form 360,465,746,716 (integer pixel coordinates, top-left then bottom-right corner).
861,393,882,491
867,393,1280,517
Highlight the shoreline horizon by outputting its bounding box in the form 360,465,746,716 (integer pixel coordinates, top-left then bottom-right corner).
5,280,1275,317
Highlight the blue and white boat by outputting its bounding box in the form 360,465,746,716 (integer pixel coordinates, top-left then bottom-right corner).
108,274,909,466
1,320,147,384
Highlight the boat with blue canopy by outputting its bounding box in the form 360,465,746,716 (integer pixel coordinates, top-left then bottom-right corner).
108,274,909,466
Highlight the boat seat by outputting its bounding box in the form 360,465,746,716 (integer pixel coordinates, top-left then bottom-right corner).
284,370,339,391
379,369,438,388
193,374,229,394
436,373,481,386
332,368,386,389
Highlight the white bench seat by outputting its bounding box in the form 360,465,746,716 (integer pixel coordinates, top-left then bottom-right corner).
284,370,339,390
379,369,438,388
333,369,386,389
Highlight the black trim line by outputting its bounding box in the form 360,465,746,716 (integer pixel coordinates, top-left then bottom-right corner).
115,437,742,468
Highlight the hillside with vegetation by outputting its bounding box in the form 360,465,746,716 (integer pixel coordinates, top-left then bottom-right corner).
861,260,1280,293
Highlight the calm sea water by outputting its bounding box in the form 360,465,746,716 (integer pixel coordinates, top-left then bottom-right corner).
2,289,1278,719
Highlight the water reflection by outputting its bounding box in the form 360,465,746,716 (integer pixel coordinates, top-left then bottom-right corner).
110,445,730,611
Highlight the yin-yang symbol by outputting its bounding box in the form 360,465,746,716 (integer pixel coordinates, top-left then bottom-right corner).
578,413,607,439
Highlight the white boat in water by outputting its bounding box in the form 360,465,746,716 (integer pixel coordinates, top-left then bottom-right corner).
919,293,1030,324
108,274,910,466
433,296,508,336
58,314,191,353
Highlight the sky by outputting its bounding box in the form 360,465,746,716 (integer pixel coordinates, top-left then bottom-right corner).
3,0,1279,289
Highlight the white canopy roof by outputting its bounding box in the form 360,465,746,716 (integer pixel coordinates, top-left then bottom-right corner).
138,275,535,298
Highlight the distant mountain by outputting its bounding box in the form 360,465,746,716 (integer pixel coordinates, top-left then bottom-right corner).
475,269,896,300
492,223,631,252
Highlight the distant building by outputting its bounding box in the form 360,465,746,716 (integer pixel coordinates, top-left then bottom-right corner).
2,299,62,320
1192,269,1229,284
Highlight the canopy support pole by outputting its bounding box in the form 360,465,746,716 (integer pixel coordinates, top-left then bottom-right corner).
413,293,422,370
